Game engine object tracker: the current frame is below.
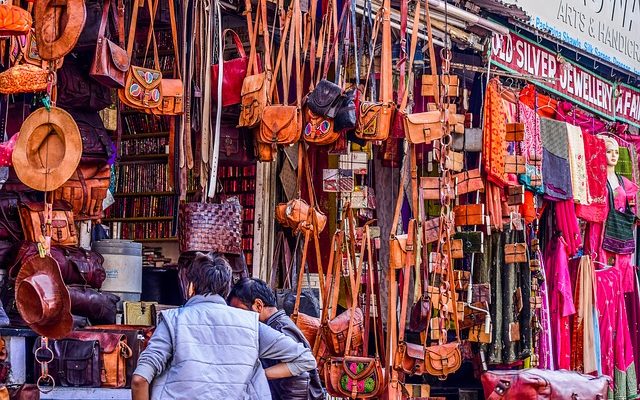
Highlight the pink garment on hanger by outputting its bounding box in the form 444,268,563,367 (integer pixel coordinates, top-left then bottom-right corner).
556,101,607,135
555,200,582,257
576,133,608,221
519,102,543,162
585,177,638,294
544,236,575,370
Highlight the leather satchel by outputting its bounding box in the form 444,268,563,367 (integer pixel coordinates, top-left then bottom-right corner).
404,110,446,144
57,54,112,112
452,128,483,152
89,0,129,88
68,286,119,325
12,242,106,289
275,198,327,234
355,102,395,141
0,192,28,241
303,107,339,145
306,79,343,118
212,29,249,107
67,332,132,388
325,356,385,399
65,109,114,165
18,200,77,246
258,105,302,145
51,164,111,221
394,341,461,379
324,308,364,355
481,369,609,400
178,198,243,254
35,338,101,387
389,219,415,270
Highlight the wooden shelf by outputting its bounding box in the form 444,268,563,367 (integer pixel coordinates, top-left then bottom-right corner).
121,132,170,140
119,153,169,162
133,237,178,243
103,216,173,222
114,191,175,197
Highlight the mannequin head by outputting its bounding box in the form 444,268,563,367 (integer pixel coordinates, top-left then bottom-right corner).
599,135,619,168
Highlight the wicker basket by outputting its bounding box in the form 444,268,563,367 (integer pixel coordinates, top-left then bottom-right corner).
178,198,243,254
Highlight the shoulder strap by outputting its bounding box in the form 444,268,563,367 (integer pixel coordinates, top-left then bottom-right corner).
424,0,441,107
244,0,260,75
343,222,371,356
269,8,293,103
97,0,112,45
379,0,392,103
167,0,181,79
126,0,141,57
399,1,422,111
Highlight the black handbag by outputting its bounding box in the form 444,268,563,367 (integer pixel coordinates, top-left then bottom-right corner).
56,54,112,112
66,109,114,165
307,79,344,118
334,88,356,132
35,338,101,387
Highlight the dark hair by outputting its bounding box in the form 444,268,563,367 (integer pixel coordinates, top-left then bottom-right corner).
185,253,232,297
228,278,277,308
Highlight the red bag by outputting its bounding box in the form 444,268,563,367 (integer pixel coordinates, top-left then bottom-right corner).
481,369,609,399
211,29,249,107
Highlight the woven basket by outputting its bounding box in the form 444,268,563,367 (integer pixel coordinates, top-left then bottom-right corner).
178,198,243,254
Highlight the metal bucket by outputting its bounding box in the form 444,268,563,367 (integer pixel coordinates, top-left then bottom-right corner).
92,239,143,307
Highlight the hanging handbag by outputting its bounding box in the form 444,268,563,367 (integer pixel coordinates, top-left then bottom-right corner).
149,0,183,116
18,200,77,246
0,4,32,36
64,109,114,165
211,29,250,107
238,0,272,128
68,286,119,325
67,331,132,388
325,225,385,399
602,175,637,254
178,197,243,254
57,54,112,112
0,64,48,95
118,0,163,112
51,163,111,221
89,0,129,88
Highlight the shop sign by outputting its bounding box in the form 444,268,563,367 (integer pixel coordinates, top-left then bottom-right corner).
498,0,640,76
491,32,615,120
615,84,640,128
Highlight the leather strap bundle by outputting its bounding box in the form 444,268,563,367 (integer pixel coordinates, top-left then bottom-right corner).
355,0,394,141
89,0,130,88
325,222,386,399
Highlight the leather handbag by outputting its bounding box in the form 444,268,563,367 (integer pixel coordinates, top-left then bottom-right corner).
307,79,344,118
0,4,32,36
390,219,415,270
258,105,302,146
149,0,182,116
211,29,249,107
57,54,112,112
12,242,106,289
303,107,339,145
35,338,101,387
118,0,163,112
178,198,243,254
89,0,130,88
325,224,385,399
481,369,609,399
67,332,132,388
18,200,77,246
404,110,446,144
238,0,272,128
0,64,48,95
65,109,114,165
51,164,111,221
275,198,327,234
68,285,119,325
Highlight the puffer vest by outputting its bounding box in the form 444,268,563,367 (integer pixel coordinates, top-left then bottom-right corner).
151,295,271,400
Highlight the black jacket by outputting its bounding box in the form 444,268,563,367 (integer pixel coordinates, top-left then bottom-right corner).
262,310,324,400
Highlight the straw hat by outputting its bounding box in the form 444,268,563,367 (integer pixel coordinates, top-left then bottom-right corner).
12,107,82,191
15,254,72,339
34,0,86,61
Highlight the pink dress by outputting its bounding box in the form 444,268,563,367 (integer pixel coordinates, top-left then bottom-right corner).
544,236,575,370
585,176,639,293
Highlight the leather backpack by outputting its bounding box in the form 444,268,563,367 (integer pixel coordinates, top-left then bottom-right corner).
64,109,114,165
35,338,101,387
51,163,111,221
67,331,132,388
57,54,112,112
18,200,78,246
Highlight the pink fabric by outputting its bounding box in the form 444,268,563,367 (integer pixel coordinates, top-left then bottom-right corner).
585,176,639,293
544,236,576,370
556,101,607,135
596,267,637,396
519,102,543,162
555,200,582,257
537,252,554,370
0,133,18,167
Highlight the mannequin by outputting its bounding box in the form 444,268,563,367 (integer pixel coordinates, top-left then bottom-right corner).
605,137,621,192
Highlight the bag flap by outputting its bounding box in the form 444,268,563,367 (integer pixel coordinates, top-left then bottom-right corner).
160,79,183,97
69,332,125,353
55,339,98,360
51,219,68,228
327,308,363,334
19,201,43,212
241,73,266,96
130,66,162,90
406,111,441,125
309,80,343,109
394,234,408,252
341,356,378,380
404,342,424,359
424,342,460,361
106,40,130,72
261,106,299,137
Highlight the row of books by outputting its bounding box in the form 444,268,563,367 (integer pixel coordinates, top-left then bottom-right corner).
123,114,169,135
116,163,169,193
222,179,256,193
121,137,169,156
120,221,174,240
219,165,257,178
143,246,171,267
109,196,175,218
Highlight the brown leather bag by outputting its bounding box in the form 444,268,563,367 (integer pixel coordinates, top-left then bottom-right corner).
51,164,111,221
67,331,132,388
238,0,272,128
481,369,609,400
275,198,327,234
35,337,101,387
89,0,129,88
19,200,77,246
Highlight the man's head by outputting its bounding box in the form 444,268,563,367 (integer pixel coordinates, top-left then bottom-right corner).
228,278,278,322
186,252,233,298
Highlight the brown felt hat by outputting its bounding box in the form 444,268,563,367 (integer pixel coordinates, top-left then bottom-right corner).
34,0,86,61
12,107,82,191
15,254,72,339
